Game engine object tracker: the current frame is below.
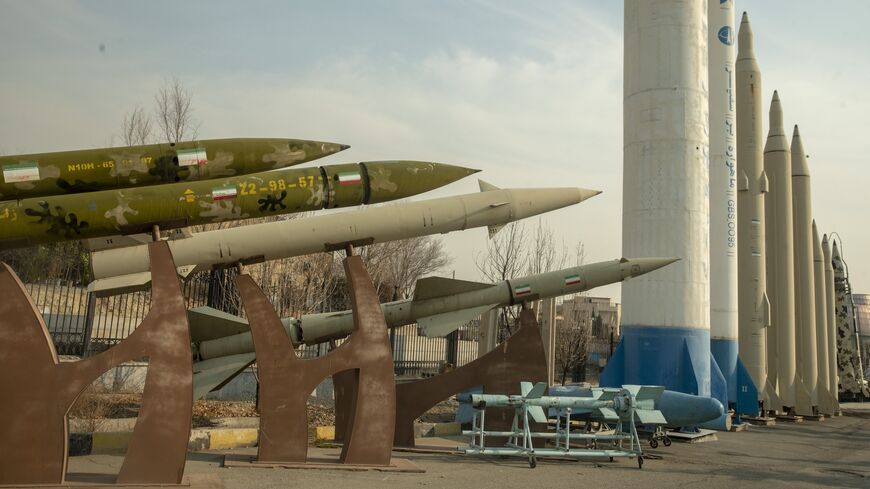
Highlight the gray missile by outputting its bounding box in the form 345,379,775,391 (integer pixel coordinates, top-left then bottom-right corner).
790,125,818,415
763,91,797,411
812,222,834,414
88,181,601,294
193,256,679,361
822,234,840,412
736,12,773,410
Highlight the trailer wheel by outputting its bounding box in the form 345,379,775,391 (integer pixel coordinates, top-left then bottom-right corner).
528,455,537,469
638,456,644,469
663,436,672,447
649,438,658,449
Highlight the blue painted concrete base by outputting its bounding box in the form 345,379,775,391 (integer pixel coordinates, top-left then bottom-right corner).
600,325,712,397
711,338,738,405
735,357,760,416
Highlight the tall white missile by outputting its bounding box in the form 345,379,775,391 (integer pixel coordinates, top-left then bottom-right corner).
790,125,818,415
812,222,834,414
764,91,797,411
735,12,772,414
603,1,712,400
822,234,840,412
708,0,739,408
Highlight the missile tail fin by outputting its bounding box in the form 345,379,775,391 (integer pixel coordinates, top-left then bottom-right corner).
192,353,256,400
413,276,491,301
188,306,250,343
525,382,548,399
527,405,548,423
418,303,498,338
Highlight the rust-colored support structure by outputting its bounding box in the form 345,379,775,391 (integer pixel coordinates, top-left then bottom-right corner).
237,254,395,465
0,241,192,485
392,309,548,447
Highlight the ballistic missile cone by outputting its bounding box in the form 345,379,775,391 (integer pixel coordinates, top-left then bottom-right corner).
0,138,347,201
813,222,835,414
764,91,797,411
735,12,773,415
0,161,476,250
790,125,818,415
89,182,601,295
192,257,679,364
822,234,840,412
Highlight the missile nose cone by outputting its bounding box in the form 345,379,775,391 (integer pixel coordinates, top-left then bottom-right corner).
772,90,780,101
737,12,755,60
741,11,749,22
793,124,801,137
581,188,604,201
791,125,810,176
620,257,680,278
364,160,480,204
340,144,351,151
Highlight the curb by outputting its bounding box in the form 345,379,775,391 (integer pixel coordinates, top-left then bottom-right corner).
68,426,340,455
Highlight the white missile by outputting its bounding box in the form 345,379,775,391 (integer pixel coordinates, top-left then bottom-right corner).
736,12,773,412
88,182,600,294
812,222,835,414
821,234,840,412
192,256,679,360
763,91,797,411
790,125,818,415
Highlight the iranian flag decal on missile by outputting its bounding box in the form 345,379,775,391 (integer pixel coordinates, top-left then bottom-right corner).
515,284,532,297
211,184,237,201
336,171,362,185
177,147,208,166
3,162,40,183
565,274,582,286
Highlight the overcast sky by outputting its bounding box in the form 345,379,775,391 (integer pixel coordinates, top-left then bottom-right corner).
1,1,868,301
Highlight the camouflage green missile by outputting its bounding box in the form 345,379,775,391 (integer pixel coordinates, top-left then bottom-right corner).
0,138,348,201
0,160,478,250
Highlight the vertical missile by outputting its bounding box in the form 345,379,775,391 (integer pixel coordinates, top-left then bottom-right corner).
708,0,739,408
736,12,772,413
822,234,840,411
603,1,711,398
812,222,832,414
790,125,818,415
764,91,797,410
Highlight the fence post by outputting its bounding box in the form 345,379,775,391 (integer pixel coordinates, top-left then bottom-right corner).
82,292,97,357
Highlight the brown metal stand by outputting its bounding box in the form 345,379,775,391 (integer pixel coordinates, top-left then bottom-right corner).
236,254,395,465
392,308,548,448
0,241,193,485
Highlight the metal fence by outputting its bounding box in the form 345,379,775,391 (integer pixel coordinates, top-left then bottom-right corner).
27,269,480,378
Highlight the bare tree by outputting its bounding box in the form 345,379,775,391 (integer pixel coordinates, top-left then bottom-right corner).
525,218,568,277
154,77,199,143
555,308,591,385
120,105,153,146
357,236,451,301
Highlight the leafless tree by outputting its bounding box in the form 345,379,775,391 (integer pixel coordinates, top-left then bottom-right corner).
555,308,591,385
355,236,451,301
525,218,568,277
120,105,153,146
154,77,199,143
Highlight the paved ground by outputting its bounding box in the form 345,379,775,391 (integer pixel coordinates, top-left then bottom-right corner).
68,410,870,488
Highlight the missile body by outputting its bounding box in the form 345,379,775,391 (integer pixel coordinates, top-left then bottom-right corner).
0,161,476,250
822,235,840,410
812,222,833,413
89,183,601,293
708,0,739,407
763,91,797,410
608,0,711,397
735,12,771,411
0,138,346,201
194,257,678,360
790,126,818,414
547,386,725,428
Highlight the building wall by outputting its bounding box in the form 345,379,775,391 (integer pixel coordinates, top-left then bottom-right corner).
557,296,621,384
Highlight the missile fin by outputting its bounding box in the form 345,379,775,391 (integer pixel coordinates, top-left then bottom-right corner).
760,292,771,327
192,353,256,400
87,272,153,297
188,306,251,343
478,180,500,192
596,407,619,420
413,276,492,301
525,382,548,399
418,304,498,338
527,405,548,423
84,228,193,252
487,223,505,238
738,169,749,191
630,385,665,401
760,170,769,193
520,382,533,396
635,409,667,425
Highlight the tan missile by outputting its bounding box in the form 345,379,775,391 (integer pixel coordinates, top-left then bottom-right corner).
736,12,773,409
790,125,818,415
812,222,835,414
822,234,840,412
88,182,601,294
763,91,797,410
